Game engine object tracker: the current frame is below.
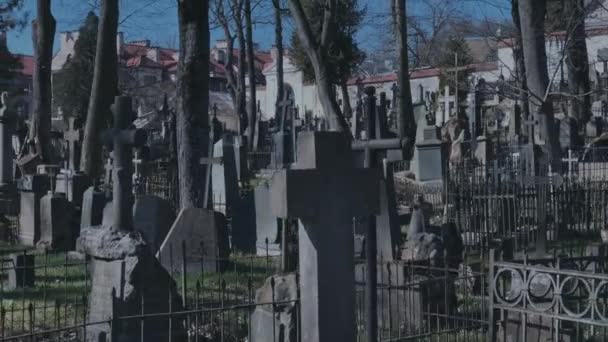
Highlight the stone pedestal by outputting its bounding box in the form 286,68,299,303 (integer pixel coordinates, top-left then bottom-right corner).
18,175,50,246
39,192,73,251
80,186,106,230
6,253,35,289
77,227,185,342
56,172,91,208
413,123,445,184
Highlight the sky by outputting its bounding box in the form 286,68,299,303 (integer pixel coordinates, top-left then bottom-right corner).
7,0,510,56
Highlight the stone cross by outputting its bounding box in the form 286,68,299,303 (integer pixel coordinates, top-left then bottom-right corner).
63,117,81,171
270,131,379,342
102,96,147,231
0,92,14,186
561,149,577,178
132,149,145,197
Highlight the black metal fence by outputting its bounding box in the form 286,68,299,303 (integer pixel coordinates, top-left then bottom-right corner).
489,251,608,342
448,158,608,253
355,256,490,341
0,249,90,339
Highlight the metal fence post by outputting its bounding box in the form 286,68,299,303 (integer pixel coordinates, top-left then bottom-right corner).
488,249,496,342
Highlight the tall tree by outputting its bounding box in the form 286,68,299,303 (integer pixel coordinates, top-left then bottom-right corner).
564,0,591,124
176,0,210,209
0,0,27,31
393,0,415,141
80,0,118,175
518,0,561,165
28,0,56,164
287,0,358,133
214,0,247,134
53,12,98,121
244,0,257,149
512,0,529,141
273,0,285,119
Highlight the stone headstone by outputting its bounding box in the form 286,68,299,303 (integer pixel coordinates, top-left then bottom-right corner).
230,191,256,253
6,253,35,289
133,195,175,254
254,183,281,256
157,208,230,273
18,174,50,246
211,136,239,216
55,171,91,207
412,119,444,184
80,186,106,230
38,191,73,251
102,201,113,227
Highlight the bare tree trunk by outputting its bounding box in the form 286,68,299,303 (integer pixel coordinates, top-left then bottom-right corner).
29,0,56,164
233,1,248,135
244,0,256,150
518,0,561,166
394,0,415,141
340,82,352,119
286,0,350,134
176,0,210,209
565,0,591,125
80,0,118,175
273,0,284,113
512,0,529,141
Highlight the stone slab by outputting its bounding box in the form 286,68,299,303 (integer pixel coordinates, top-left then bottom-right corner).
133,195,175,253
38,192,73,251
156,208,230,273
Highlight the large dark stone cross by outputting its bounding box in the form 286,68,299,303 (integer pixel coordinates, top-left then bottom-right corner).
102,96,147,231
63,117,81,170
270,132,379,342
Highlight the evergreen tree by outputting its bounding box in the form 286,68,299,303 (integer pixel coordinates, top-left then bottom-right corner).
0,41,21,94
53,12,98,121
437,36,473,95
289,0,365,86
0,0,27,95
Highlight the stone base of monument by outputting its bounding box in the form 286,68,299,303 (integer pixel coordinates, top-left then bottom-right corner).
496,311,574,342
77,227,185,342
38,192,73,251
18,175,50,246
250,274,299,342
56,172,91,208
6,253,35,289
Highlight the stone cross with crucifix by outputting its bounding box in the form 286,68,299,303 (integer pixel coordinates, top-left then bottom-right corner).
102,96,147,231
63,117,81,171
270,131,379,342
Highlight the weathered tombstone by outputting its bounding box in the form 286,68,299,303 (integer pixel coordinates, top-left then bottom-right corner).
254,182,281,256
270,131,379,342
80,185,106,230
0,93,14,188
412,116,444,184
18,173,50,246
230,190,256,253
157,208,230,273
77,96,184,342
211,135,239,216
39,166,73,251
133,195,175,254
251,274,299,342
55,169,91,207
6,253,35,289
